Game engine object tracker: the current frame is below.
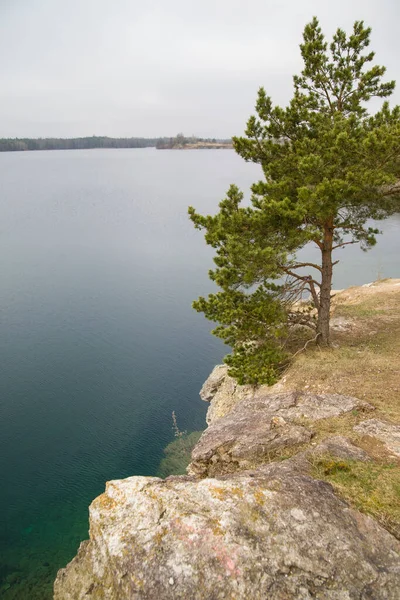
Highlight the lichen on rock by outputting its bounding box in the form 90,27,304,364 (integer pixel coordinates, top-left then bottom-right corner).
53,386,399,600
54,457,400,600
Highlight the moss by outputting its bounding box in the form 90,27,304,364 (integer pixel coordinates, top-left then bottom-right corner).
231,486,244,499
312,456,400,539
209,485,245,502
94,493,117,511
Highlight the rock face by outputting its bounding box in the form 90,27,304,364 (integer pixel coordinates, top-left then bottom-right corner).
190,389,373,476
354,419,400,457
307,435,371,462
199,364,253,424
54,366,399,600
54,460,400,600
199,365,375,427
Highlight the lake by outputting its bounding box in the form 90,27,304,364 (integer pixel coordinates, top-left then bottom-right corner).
0,148,399,599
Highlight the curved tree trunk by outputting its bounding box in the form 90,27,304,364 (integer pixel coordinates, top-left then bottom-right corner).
317,222,334,345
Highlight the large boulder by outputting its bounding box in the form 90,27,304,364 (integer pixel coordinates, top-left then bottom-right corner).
190,391,373,476
54,459,400,600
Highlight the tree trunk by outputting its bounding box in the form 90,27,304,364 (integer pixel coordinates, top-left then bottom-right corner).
317,222,334,346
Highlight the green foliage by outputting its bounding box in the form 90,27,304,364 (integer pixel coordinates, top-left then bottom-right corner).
193,286,288,385
189,183,291,384
189,17,400,383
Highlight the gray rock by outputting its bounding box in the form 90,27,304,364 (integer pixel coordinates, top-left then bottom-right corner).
200,364,256,424
354,419,400,457
231,436,369,485
330,316,354,331
190,391,373,476
199,364,227,403
54,463,400,600
309,435,371,462
285,436,371,476
200,365,373,427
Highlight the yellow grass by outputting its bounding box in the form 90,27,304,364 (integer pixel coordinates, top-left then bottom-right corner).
279,279,400,537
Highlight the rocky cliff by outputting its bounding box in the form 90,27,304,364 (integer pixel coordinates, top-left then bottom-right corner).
54,280,400,599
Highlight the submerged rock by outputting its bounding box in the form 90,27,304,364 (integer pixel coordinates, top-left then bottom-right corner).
54,460,400,600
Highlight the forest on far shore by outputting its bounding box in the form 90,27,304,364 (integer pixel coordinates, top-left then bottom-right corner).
0,134,232,152
0,136,159,152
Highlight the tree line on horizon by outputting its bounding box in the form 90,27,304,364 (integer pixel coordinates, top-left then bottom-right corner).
0,136,160,152
0,134,232,152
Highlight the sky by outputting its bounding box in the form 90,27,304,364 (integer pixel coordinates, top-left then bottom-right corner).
0,0,399,138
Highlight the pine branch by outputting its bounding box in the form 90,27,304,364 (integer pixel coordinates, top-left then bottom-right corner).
281,267,321,288
288,261,323,273
381,181,400,197
332,240,358,250
291,333,322,359
308,279,321,310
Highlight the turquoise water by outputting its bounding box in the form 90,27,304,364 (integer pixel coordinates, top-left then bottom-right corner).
0,148,398,599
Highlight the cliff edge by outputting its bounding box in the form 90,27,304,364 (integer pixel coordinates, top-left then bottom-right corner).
54,280,400,599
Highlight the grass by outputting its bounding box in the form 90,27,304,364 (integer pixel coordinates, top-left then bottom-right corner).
279,280,400,537
312,456,400,539
280,280,400,422
335,305,386,318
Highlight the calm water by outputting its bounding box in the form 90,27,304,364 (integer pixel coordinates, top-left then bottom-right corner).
0,149,399,599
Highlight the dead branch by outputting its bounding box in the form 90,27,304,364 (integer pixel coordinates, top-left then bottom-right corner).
291,333,322,359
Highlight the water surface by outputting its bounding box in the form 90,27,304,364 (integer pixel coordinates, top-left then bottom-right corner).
0,148,398,598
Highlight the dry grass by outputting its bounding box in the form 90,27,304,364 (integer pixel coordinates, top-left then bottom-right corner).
278,279,400,536
279,279,400,423
311,456,400,539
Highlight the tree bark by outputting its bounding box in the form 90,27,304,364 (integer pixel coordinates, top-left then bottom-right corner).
317,221,334,345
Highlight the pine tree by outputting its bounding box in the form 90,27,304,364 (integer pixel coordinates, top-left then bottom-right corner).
189,18,400,385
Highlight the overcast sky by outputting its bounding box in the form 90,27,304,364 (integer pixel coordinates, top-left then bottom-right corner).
0,0,398,138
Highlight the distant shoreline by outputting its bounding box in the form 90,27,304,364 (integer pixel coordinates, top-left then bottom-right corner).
157,142,233,150
0,135,232,153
